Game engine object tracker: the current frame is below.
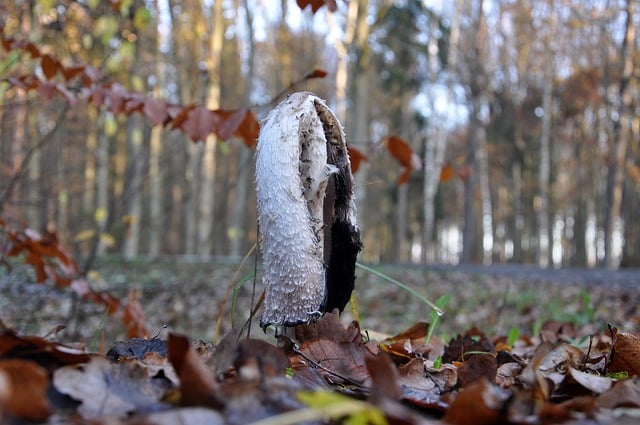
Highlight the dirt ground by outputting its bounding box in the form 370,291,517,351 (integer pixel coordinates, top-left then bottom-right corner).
1,256,639,349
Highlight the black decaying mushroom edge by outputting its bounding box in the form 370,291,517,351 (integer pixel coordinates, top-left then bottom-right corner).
314,100,363,314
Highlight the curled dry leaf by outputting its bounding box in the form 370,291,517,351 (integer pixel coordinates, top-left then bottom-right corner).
167,333,222,409
568,367,615,394
0,329,90,369
608,329,640,376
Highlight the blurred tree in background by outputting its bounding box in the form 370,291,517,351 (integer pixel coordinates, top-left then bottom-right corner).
0,0,638,268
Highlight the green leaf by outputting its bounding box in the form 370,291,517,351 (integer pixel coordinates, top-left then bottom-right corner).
606,371,628,380
433,355,443,369
425,294,451,345
507,327,520,346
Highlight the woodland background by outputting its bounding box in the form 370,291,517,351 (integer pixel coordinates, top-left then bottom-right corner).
0,0,638,270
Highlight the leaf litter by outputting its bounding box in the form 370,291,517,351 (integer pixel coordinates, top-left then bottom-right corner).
1,311,640,424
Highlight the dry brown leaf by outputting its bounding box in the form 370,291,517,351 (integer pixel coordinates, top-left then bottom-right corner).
294,310,361,343
457,353,497,389
568,367,615,394
53,356,170,419
609,330,640,376
167,333,222,409
443,328,494,363
442,378,509,425
595,378,640,409
0,359,52,422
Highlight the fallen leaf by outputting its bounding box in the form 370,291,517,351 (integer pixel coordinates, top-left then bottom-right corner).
137,407,225,425
0,359,52,422
443,328,494,363
568,367,615,394
167,333,222,409
0,329,91,368
595,378,640,409
457,353,497,389
608,329,640,376
53,356,171,419
442,378,509,425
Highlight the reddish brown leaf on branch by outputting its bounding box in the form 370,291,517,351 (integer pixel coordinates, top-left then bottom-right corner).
144,97,170,126
216,108,259,147
457,164,472,181
440,163,455,182
384,135,421,185
347,146,367,173
41,54,61,80
305,68,329,79
179,106,219,143
296,0,337,13
62,65,86,81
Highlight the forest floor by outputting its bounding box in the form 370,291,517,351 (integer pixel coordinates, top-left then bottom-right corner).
2,257,640,424
2,256,639,347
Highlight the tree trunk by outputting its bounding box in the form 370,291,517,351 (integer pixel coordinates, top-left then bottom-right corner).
537,65,553,268
194,0,224,257
477,126,493,264
228,0,256,258
148,94,163,257
122,115,146,259
95,112,110,256
349,0,371,238
422,0,458,263
603,0,635,269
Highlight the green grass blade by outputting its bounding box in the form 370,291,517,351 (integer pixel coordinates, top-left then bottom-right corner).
355,262,445,316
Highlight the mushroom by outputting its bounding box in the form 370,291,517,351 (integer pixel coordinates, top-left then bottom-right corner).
256,92,362,329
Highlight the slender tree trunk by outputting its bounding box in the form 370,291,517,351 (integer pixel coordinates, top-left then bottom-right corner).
604,0,635,269
423,0,460,263
194,0,224,257
228,0,256,258
537,65,553,268
461,100,480,264
461,0,487,264
349,0,371,240
122,115,146,259
83,108,98,215
95,112,110,256
148,90,163,256
477,126,493,264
